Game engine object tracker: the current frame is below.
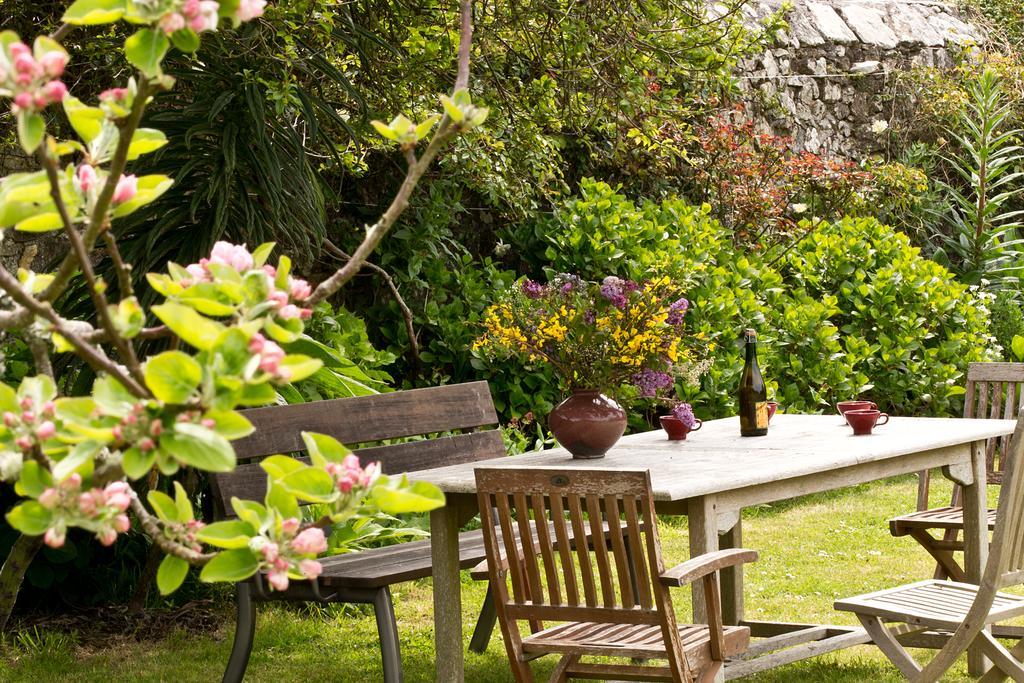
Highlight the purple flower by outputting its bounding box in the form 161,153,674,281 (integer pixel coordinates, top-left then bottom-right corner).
632,369,674,397
671,402,697,428
521,279,545,299
623,280,639,293
554,273,583,294
583,309,597,324
599,276,629,309
667,298,689,325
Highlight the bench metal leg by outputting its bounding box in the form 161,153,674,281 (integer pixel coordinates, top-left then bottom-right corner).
223,583,256,683
469,583,497,653
373,586,403,683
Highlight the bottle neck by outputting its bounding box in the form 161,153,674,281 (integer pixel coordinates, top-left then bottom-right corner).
745,336,757,363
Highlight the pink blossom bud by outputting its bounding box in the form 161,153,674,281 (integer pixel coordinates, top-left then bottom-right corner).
8,42,30,58
342,454,361,470
98,528,118,546
248,332,266,354
75,164,97,193
19,397,33,410
14,73,32,87
266,290,289,308
33,93,49,109
78,491,98,516
299,308,313,320
278,304,301,320
12,92,33,110
149,421,163,437
37,421,56,440
185,263,207,281
289,279,311,301
124,414,137,426
39,51,67,78
209,241,253,272
20,411,35,424
64,473,82,489
38,487,60,508
42,80,67,104
272,557,289,572
236,0,266,21
112,425,123,441
291,527,327,555
262,265,277,277
15,436,33,451
106,491,131,512
13,54,37,75
299,558,322,580
113,513,131,533
159,12,187,34
105,481,131,496
99,87,128,102
201,418,216,429
336,474,353,494
41,401,55,417
182,0,201,16
266,571,289,592
3,412,18,427
138,437,155,452
112,174,138,204
133,403,146,415
281,517,301,535
43,527,65,549
260,542,279,562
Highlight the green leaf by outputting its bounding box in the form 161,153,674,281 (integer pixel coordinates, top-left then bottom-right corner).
109,296,145,338
231,498,266,528
125,128,168,160
370,120,399,141
301,432,351,466
124,28,169,78
92,375,135,417
111,174,174,217
157,555,189,595
260,454,305,479
160,422,236,472
148,490,178,522
439,94,464,123
1013,335,1024,361
16,461,51,498
53,441,101,481
17,113,45,154
18,375,56,407
63,0,125,24
199,548,259,583
202,410,254,440
145,351,202,404
278,355,322,383
280,467,336,503
371,479,446,515
173,481,194,522
196,520,255,549
169,29,200,54
63,97,106,143
152,302,225,351
7,501,54,535
122,446,157,479
265,483,299,519
251,242,275,268
0,383,17,414
14,212,64,233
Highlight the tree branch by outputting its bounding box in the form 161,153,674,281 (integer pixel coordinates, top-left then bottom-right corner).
307,0,474,305
103,231,134,298
130,495,214,565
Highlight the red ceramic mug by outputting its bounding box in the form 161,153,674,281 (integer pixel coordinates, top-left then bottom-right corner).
837,400,877,424
659,415,702,441
767,401,778,423
845,409,889,435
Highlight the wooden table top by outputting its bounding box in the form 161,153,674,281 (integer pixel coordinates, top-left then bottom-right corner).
415,413,1016,502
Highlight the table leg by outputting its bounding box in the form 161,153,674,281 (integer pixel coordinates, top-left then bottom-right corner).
960,439,989,676
719,515,743,625
688,495,719,623
431,504,464,683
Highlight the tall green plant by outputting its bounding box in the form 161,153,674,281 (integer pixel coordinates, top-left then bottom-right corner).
934,68,1024,287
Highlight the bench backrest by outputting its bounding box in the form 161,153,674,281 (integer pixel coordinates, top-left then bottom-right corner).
209,381,502,518
964,362,1024,484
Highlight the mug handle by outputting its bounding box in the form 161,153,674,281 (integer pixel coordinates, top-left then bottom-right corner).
876,413,889,426
691,419,702,432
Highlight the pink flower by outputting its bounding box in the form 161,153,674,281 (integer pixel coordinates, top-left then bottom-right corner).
159,12,187,34
138,437,155,452
289,279,312,301
8,42,30,59
248,332,266,354
44,527,65,549
262,265,277,278
78,491,98,516
12,92,32,111
209,241,254,272
113,513,131,533
42,80,67,104
299,558,322,580
185,263,208,282
42,401,56,417
290,527,327,555
97,528,118,546
299,308,313,320
266,290,289,308
266,571,289,591
13,54,38,76
281,517,300,535
37,420,56,439
105,490,131,513
39,51,68,77
2,412,15,427
278,304,301,320
235,0,266,21
257,340,285,375
74,164,97,194
38,487,60,509
15,436,33,451
99,87,128,102
112,174,138,204
260,541,279,562
64,473,83,489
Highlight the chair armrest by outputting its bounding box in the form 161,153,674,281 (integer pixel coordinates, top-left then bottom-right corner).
660,548,758,587
469,557,495,581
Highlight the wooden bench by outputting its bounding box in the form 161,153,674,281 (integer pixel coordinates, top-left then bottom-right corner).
210,381,508,683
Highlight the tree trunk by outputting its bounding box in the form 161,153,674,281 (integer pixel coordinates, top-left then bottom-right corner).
128,542,163,612
0,533,43,633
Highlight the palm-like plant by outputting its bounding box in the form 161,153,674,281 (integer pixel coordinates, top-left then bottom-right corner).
934,68,1024,289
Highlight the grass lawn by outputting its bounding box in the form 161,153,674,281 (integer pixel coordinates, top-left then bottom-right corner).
0,472,1000,682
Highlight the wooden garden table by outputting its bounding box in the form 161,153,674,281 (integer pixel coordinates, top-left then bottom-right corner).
416,413,1015,681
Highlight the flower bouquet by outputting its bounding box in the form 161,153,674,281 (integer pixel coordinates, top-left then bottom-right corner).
475,274,706,456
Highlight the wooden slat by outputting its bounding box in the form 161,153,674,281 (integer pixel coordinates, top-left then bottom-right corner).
550,494,579,605
605,494,635,608
623,495,653,609
514,492,544,606
212,430,503,516
968,362,1024,383
531,493,561,605
569,493,598,607
495,492,527,605
231,381,497,459
587,494,616,607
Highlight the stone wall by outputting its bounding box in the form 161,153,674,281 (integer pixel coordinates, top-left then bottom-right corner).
737,0,982,156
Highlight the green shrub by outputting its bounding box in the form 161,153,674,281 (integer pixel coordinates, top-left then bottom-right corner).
990,290,1024,359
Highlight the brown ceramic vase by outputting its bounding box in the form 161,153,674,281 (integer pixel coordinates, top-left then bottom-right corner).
548,389,627,458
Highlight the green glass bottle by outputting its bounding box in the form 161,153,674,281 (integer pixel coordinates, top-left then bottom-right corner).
739,328,768,436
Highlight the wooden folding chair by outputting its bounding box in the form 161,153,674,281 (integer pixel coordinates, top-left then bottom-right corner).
475,467,759,683
836,411,1024,681
890,362,1024,581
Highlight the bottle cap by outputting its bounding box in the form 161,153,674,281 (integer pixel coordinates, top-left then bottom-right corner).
744,328,756,338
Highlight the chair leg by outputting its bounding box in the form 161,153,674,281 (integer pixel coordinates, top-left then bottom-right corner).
978,631,1024,682
469,583,498,653
372,587,404,683
908,529,966,582
547,654,579,683
222,583,257,683
858,614,922,678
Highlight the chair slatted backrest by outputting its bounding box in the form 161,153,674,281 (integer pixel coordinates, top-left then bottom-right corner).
963,362,1024,484
475,468,689,677
210,381,501,518
979,412,1024,588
